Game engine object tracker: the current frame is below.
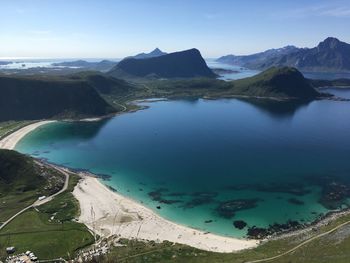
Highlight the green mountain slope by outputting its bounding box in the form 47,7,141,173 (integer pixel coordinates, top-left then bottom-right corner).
231,67,321,99
0,149,45,193
0,76,115,121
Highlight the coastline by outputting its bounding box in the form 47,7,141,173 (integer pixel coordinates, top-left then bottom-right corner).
0,120,259,252
3,119,350,253
72,174,259,253
0,120,56,150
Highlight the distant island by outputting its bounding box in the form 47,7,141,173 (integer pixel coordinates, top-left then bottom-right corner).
108,48,217,79
52,60,116,72
218,37,350,73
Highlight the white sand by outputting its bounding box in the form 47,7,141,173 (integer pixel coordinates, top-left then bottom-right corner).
0,121,55,150
0,120,259,252
73,176,259,253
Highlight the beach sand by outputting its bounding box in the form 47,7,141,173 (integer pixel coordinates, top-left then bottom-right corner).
73,175,259,253
0,121,55,150
0,120,259,252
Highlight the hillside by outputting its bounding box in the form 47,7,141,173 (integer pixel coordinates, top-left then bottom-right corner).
0,76,115,121
218,37,350,72
0,149,64,222
230,67,322,99
108,48,217,79
0,149,46,194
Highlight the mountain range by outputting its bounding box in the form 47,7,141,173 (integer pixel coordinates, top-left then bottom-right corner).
130,48,167,59
217,37,350,72
108,48,217,79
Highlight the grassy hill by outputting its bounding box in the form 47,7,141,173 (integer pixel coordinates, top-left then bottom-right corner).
0,149,64,222
109,48,217,79
0,76,115,121
0,150,94,260
230,67,322,99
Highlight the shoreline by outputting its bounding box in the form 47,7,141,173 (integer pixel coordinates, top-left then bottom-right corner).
72,174,259,253
0,120,56,150
0,120,259,252
2,119,350,253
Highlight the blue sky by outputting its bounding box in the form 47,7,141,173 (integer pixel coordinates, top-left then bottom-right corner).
1,0,350,58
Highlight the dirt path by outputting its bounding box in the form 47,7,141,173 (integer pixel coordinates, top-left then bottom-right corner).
245,220,350,263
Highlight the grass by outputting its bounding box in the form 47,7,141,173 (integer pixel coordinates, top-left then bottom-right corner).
0,209,93,260
38,174,80,222
0,150,65,223
0,121,33,140
92,214,350,263
0,172,94,260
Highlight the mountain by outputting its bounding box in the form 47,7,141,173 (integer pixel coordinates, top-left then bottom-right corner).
218,46,299,69
273,37,350,72
109,48,217,79
218,37,350,72
131,48,167,59
230,67,322,100
0,76,115,121
0,61,12,66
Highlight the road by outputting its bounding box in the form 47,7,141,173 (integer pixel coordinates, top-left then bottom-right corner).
0,164,69,231
245,219,350,263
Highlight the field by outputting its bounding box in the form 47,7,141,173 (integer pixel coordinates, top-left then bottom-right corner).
0,173,94,260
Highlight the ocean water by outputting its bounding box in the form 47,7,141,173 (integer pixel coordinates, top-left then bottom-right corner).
206,59,260,80
15,90,350,238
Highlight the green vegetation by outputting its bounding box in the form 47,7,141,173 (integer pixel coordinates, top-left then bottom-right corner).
0,66,327,122
0,209,93,260
0,149,64,222
38,174,80,222
231,67,321,99
0,170,94,260
0,75,115,121
0,121,34,140
91,214,350,263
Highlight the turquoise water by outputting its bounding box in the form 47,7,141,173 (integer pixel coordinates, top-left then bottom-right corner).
15,90,350,238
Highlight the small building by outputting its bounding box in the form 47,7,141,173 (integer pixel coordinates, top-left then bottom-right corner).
6,247,15,254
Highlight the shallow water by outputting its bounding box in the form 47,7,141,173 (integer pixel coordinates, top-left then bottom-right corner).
15,89,350,238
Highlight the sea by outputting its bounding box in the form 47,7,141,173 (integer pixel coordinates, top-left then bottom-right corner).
15,87,350,238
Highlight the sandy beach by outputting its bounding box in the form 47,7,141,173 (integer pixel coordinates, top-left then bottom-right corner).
73,175,259,253
0,120,259,252
0,121,55,150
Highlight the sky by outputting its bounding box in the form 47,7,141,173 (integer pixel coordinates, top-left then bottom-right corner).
1,0,350,59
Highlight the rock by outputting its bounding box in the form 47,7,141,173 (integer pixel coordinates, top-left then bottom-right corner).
233,220,247,230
